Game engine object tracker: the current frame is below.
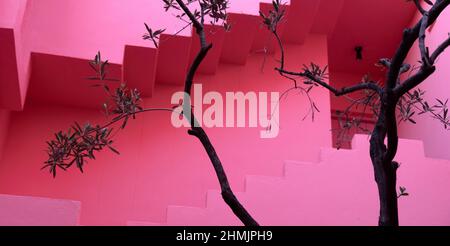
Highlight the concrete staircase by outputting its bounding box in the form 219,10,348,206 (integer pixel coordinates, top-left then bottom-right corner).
127,135,450,226
0,0,334,227
2,134,448,226
1,0,327,110
0,194,80,226
2,0,448,226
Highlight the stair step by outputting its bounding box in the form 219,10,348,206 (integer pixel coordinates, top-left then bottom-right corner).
0,0,30,110
281,0,321,44
220,13,260,65
27,52,122,109
310,0,345,34
283,160,315,176
245,175,286,193
128,136,450,225
251,2,290,54
156,34,192,85
319,147,356,163
356,135,425,160
167,205,208,226
0,194,80,226
393,138,426,161
122,45,158,97
189,24,226,75
0,28,23,110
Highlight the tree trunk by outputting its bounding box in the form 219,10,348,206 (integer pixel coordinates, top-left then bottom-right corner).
188,127,259,226
222,188,259,226
373,160,399,226
370,110,399,226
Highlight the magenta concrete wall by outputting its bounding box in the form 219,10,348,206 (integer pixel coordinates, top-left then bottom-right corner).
0,194,80,226
0,0,24,28
328,72,382,148
0,35,332,225
0,109,10,161
0,0,292,110
398,7,450,160
1,0,449,226
0,0,29,110
140,135,450,226
329,72,383,112
21,0,285,63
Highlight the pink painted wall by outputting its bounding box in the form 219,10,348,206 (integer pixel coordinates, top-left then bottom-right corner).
1,0,449,226
0,0,292,110
398,6,450,160
328,72,383,148
0,194,80,226
329,71,385,112
0,109,10,161
21,0,287,64
0,0,26,29
145,135,450,226
0,0,30,110
0,34,332,225
12,0,31,110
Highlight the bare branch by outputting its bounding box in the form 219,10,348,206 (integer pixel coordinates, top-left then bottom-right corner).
394,64,436,96
384,105,399,163
410,0,427,15
276,68,383,97
387,0,450,89
377,59,412,74
175,0,203,30
394,34,449,98
175,0,259,226
431,33,450,63
419,12,431,66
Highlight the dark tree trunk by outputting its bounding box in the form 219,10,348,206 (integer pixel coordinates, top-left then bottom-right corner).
369,107,399,226
188,127,259,226
375,164,399,226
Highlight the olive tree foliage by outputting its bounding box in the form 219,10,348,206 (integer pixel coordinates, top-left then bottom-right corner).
43,0,259,226
262,0,449,226
42,0,450,227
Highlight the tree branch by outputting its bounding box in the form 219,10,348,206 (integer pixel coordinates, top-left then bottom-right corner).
394,32,449,97
270,19,382,98
394,64,436,96
412,0,427,15
387,0,450,89
175,0,202,30
188,128,258,226
273,31,299,87
384,103,399,163
431,34,450,63
175,0,259,226
419,12,431,66
276,68,383,97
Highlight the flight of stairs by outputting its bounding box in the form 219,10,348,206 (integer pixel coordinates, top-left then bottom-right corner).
0,194,80,226
1,0,329,110
2,1,449,226
127,134,450,226
1,134,448,225
0,0,332,227
0,0,322,226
